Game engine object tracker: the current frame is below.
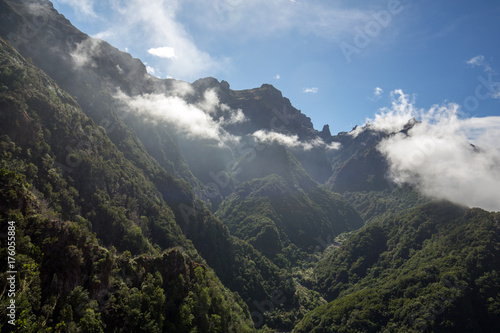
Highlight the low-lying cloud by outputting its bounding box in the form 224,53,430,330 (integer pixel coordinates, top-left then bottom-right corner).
115,88,246,145
252,130,341,151
373,90,500,211
71,38,103,68
362,89,418,134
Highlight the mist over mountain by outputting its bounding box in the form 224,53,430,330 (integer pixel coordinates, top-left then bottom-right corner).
1,0,499,332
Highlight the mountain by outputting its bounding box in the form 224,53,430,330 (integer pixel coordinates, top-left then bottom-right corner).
217,144,363,260
0,32,317,331
0,1,499,332
326,119,419,194
0,36,190,254
326,128,391,193
0,1,333,330
0,37,255,332
0,0,337,205
295,202,500,332
0,0,210,200
0,170,256,332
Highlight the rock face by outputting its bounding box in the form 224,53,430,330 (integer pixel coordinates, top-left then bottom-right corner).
320,124,332,139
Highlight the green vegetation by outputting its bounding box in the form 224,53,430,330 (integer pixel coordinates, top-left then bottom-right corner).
0,37,271,331
343,185,430,224
0,38,190,255
0,33,342,331
217,174,363,263
0,168,255,332
295,202,500,332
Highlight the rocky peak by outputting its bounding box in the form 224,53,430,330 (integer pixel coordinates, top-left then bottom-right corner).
320,124,332,140
192,76,221,90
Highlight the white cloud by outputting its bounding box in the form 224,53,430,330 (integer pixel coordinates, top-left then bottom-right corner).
116,92,219,142
91,0,227,80
369,87,384,101
93,30,115,41
167,80,195,98
352,89,420,135
326,141,342,150
115,87,244,145
221,108,247,125
467,55,485,66
147,46,176,59
252,130,340,151
348,125,364,138
57,0,399,80
253,130,302,148
146,65,157,76
303,87,319,94
70,38,103,68
274,74,281,80
196,88,220,114
466,55,493,73
375,92,500,212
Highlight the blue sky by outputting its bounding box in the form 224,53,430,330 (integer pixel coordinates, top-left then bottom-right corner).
52,0,500,134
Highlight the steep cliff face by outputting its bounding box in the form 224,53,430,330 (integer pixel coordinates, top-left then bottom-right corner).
0,36,190,253
225,83,316,137
326,128,391,193
0,167,255,332
0,0,206,200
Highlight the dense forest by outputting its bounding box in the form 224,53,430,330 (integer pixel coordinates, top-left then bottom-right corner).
0,1,499,332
